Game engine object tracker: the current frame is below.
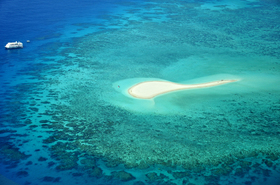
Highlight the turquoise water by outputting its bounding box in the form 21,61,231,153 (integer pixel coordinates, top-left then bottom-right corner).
1,0,280,185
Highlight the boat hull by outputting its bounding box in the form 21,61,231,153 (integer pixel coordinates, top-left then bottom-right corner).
5,46,23,49
5,41,23,49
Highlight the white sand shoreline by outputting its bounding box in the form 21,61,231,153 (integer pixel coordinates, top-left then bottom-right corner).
128,79,237,99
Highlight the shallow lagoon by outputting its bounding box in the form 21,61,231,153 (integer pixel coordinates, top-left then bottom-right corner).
1,0,280,185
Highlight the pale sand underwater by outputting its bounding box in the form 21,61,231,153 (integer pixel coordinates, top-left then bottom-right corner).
128,79,237,99
110,70,279,115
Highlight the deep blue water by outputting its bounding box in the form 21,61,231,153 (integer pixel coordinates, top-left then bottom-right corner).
0,0,114,39
0,0,116,85
1,0,280,185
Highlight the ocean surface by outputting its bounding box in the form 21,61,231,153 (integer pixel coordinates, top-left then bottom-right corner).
1,0,280,184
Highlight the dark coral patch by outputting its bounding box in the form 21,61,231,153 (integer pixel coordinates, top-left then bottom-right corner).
112,170,136,182
48,161,55,167
38,157,48,161
26,161,33,165
16,171,29,177
42,176,60,182
0,144,30,161
72,172,83,177
88,166,103,179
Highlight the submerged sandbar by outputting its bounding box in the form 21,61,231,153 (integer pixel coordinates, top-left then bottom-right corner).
128,79,237,99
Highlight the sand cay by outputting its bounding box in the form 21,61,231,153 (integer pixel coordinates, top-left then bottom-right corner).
128,79,237,99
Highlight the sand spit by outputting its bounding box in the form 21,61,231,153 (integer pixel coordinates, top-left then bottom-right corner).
128,79,237,99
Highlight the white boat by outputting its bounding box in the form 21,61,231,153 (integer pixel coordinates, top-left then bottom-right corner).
5,41,23,49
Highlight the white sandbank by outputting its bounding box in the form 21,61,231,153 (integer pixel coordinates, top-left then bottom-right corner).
128,80,237,99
